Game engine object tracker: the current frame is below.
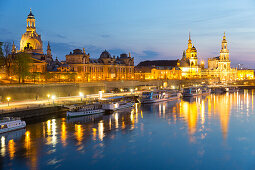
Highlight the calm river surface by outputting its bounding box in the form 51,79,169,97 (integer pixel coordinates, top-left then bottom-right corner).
1,89,255,170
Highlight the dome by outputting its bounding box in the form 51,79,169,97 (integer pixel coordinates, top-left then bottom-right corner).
100,50,111,58
26,38,42,49
191,46,197,52
120,53,128,58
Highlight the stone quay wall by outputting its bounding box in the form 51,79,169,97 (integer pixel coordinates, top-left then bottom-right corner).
0,79,209,102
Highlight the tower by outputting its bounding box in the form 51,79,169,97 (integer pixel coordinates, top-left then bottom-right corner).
11,41,16,54
218,32,230,70
47,41,51,56
219,32,229,61
26,8,36,33
20,9,43,54
188,32,192,49
185,33,198,66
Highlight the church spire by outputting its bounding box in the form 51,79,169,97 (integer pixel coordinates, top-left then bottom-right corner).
220,32,229,61
26,8,36,32
188,32,192,49
221,32,227,50
47,41,51,56
12,41,16,54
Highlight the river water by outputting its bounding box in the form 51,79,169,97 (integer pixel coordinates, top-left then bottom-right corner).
1,89,255,170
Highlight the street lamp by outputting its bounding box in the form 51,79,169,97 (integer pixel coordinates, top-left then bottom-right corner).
51,95,56,105
47,94,50,102
6,97,11,106
79,92,84,101
99,91,103,100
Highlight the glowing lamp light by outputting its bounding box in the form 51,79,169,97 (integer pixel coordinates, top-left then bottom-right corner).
79,92,84,97
79,92,84,101
51,95,56,104
51,95,56,100
25,131,30,137
6,97,11,106
99,91,103,99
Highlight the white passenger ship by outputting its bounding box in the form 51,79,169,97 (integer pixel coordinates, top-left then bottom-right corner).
66,104,104,117
0,117,26,134
140,90,182,104
102,101,135,113
101,96,136,113
182,86,211,97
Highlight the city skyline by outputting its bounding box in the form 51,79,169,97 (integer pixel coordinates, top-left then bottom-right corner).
1,0,255,67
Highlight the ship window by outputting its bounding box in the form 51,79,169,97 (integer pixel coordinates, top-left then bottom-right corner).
1,125,7,129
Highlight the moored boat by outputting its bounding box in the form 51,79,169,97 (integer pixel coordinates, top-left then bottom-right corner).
140,90,181,104
0,117,26,134
66,104,104,117
182,86,210,97
102,101,135,114
224,87,239,93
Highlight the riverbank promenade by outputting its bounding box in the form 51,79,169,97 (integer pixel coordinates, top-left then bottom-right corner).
0,91,139,114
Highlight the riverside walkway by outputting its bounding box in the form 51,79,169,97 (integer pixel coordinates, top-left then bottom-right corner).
0,91,141,114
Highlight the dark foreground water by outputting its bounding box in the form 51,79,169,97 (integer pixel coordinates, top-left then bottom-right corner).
1,89,255,170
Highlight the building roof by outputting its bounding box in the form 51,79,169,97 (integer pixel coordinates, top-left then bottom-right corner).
100,50,111,58
137,60,179,67
27,9,35,19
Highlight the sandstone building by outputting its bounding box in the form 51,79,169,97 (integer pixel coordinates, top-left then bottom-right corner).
66,49,134,81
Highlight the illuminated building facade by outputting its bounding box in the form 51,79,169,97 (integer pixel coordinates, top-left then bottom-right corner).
207,33,237,81
237,69,254,80
66,49,134,81
135,60,182,80
15,9,50,73
20,9,43,54
179,34,201,78
3,9,253,83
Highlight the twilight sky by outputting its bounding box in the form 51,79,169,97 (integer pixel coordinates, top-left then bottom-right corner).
1,0,255,67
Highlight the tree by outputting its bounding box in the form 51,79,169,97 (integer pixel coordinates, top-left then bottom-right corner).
0,42,12,77
68,73,76,82
0,42,4,67
29,72,41,83
43,72,53,83
12,53,32,83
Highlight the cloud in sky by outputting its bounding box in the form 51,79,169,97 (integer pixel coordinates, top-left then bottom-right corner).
1,0,255,67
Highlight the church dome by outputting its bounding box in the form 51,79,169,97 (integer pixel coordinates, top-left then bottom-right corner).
191,46,197,52
100,50,111,58
25,38,42,50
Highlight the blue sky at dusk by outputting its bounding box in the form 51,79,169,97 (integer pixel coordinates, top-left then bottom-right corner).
1,0,255,67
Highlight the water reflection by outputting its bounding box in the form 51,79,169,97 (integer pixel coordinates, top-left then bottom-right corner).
8,139,15,159
1,90,255,169
98,121,104,141
61,118,67,147
1,136,6,157
75,124,83,145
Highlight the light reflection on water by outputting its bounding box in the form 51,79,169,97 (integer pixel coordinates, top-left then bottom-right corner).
1,90,255,169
